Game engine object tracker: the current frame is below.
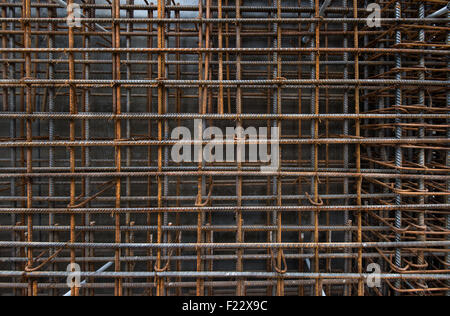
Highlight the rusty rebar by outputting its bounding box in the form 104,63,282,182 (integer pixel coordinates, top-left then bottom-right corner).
0,0,448,297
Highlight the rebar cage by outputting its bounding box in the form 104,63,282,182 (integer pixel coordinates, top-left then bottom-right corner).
0,0,448,296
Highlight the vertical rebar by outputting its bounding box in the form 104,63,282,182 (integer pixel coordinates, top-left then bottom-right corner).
394,1,403,294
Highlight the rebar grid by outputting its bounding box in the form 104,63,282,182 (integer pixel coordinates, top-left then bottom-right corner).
0,0,448,296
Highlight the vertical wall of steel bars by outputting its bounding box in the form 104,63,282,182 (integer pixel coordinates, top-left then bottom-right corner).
0,0,448,296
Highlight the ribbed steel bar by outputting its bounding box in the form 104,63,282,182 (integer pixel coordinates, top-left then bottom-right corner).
0,0,448,297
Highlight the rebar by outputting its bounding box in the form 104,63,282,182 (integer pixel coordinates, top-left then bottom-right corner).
0,0,448,296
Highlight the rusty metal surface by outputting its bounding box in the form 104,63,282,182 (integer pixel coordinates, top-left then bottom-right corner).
0,0,448,296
